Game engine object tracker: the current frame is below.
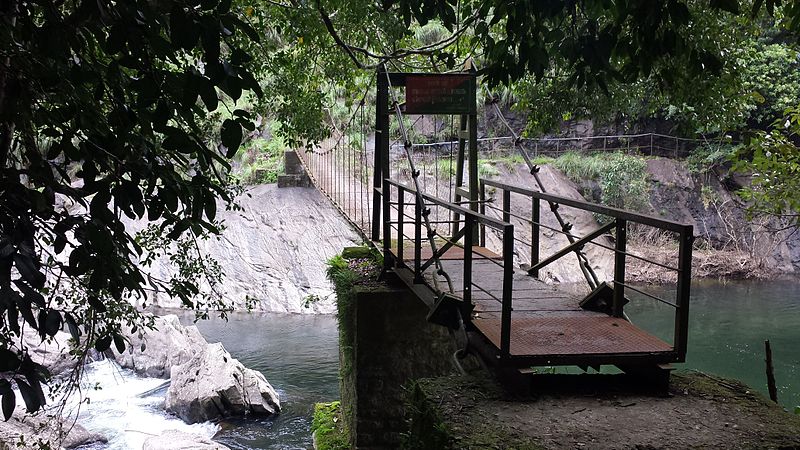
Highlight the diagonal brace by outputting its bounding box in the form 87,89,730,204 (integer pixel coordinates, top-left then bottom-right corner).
420,226,468,273
528,221,616,275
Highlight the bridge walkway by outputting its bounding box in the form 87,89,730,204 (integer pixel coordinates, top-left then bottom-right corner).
296,65,694,387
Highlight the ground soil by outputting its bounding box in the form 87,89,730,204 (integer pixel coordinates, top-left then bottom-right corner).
411,371,800,450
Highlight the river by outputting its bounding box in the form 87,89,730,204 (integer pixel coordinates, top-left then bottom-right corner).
627,279,800,409
75,279,799,449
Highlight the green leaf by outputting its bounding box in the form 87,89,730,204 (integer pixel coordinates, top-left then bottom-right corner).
220,119,242,157
94,335,112,352
170,7,200,50
17,296,37,330
113,334,126,354
13,253,45,289
65,313,81,340
15,379,40,413
204,195,217,221
198,81,219,111
88,295,107,313
710,0,740,14
0,349,21,372
44,309,62,337
2,392,14,421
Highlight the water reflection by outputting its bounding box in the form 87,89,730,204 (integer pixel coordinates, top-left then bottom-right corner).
182,312,340,450
626,279,800,408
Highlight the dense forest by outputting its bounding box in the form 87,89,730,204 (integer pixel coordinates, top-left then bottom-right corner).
1,0,800,421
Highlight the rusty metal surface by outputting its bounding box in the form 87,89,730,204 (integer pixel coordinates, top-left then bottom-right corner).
400,245,501,261
473,316,673,357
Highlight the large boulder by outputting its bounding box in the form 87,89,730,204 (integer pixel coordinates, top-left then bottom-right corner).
0,405,106,450
130,185,361,313
143,429,230,450
112,315,207,378
22,328,76,376
165,343,280,424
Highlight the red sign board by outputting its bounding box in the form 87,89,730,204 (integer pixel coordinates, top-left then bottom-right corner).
405,75,474,114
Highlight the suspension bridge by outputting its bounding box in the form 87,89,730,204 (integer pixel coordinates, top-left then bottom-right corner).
296,65,694,389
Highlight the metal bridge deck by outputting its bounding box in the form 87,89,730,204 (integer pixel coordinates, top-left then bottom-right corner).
398,247,676,368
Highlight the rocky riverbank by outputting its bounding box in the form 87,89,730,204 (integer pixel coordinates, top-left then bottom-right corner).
0,314,280,450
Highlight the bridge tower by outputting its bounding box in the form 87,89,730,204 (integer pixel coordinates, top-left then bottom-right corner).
371,63,479,249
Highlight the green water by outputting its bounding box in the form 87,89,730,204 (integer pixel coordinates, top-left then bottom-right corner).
626,279,800,409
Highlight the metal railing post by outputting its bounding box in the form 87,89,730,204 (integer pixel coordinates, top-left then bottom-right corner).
372,65,388,241
613,219,627,318
531,198,540,278
414,195,423,283
463,216,473,306
382,183,392,271
479,180,486,247
397,186,405,266
674,227,693,360
501,224,514,357
502,189,511,224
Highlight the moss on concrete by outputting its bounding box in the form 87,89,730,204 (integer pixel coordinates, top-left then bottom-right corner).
403,376,544,450
312,401,349,450
325,247,382,448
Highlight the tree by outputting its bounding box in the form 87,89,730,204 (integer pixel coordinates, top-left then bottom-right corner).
734,105,800,228
0,0,264,417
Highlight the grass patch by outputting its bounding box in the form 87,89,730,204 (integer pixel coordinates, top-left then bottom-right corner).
551,151,650,211
551,150,607,180
312,401,349,450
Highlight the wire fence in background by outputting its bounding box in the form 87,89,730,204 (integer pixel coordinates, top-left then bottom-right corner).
399,132,724,160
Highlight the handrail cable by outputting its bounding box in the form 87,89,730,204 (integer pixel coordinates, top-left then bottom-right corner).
491,101,601,290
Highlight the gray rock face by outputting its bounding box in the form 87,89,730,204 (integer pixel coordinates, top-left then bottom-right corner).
165,343,280,424
0,406,106,450
112,314,207,378
137,185,361,313
142,429,230,450
62,423,108,449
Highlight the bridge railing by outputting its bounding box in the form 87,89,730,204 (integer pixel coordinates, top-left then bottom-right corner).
384,178,519,356
296,99,374,240
480,178,694,360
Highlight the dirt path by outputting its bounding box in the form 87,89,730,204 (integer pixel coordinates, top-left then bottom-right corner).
407,371,800,449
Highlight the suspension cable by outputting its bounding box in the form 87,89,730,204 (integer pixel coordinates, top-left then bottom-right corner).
490,101,601,290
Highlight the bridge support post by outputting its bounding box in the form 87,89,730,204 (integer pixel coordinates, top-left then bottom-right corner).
613,219,627,318
372,64,389,243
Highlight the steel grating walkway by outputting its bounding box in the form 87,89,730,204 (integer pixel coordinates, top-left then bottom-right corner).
405,247,677,368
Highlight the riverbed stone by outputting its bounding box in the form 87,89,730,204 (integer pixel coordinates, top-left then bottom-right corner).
62,423,108,449
142,429,230,450
0,405,107,450
111,314,207,378
165,342,280,424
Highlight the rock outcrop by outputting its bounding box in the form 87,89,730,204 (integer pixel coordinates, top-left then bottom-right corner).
111,314,207,378
0,406,106,450
142,429,230,450
165,343,280,424
136,185,361,313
